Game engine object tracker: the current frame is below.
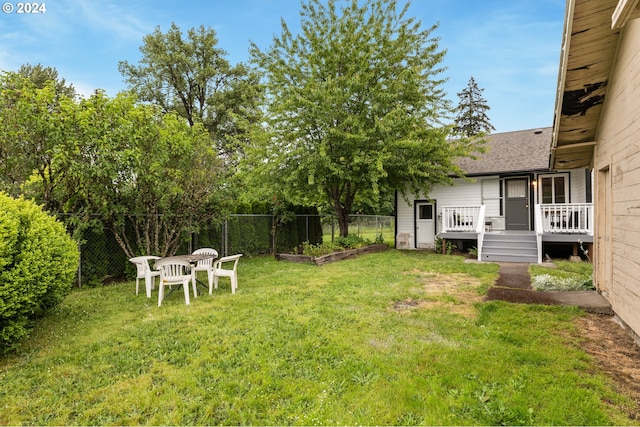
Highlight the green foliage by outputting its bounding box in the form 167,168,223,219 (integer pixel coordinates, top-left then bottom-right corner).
531,274,594,291
0,71,78,210
530,261,594,291
0,66,240,260
118,23,263,160
17,63,76,98
0,193,79,353
248,0,483,237
434,237,455,255
333,234,370,249
63,91,229,258
300,240,342,257
301,234,372,256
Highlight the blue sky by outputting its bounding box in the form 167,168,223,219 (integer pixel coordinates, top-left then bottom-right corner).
0,0,565,133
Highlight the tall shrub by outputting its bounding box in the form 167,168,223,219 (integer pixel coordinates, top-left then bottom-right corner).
0,193,79,352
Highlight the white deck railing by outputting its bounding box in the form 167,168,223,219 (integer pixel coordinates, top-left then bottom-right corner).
537,203,593,235
441,206,485,261
441,206,482,232
442,204,592,263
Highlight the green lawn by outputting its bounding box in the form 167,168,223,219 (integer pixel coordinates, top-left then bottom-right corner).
0,250,633,425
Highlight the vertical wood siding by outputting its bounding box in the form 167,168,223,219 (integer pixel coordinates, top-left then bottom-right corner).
593,19,640,336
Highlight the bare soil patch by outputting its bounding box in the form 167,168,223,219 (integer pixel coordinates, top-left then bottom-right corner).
575,314,640,420
392,271,484,318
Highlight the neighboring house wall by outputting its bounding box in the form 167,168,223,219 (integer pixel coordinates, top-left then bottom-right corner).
591,19,640,337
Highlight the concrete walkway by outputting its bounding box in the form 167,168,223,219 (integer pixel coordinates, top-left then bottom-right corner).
485,262,613,315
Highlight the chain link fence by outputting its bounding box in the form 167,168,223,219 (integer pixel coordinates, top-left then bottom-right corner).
69,214,395,287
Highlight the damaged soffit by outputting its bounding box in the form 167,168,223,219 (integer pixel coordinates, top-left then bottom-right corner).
551,0,621,170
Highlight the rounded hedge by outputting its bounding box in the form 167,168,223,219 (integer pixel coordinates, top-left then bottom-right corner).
0,193,79,352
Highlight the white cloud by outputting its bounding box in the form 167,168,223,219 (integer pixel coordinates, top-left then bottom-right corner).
72,0,151,43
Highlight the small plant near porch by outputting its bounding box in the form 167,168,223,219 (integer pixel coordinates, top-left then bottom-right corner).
530,260,594,291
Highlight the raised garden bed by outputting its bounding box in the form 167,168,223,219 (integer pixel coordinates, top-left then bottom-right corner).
276,243,389,266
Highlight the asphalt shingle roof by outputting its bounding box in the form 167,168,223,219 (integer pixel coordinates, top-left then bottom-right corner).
456,127,552,176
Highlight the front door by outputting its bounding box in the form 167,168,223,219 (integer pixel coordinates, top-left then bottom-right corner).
415,202,435,248
505,178,530,230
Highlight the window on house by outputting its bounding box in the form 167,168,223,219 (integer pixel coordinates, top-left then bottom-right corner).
539,175,568,203
419,204,433,220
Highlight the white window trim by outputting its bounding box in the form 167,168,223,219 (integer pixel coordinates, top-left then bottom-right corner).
538,173,570,204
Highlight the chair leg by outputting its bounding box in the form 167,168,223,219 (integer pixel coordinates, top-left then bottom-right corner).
145,276,153,299
207,270,214,291
136,277,140,295
191,271,198,298
192,277,198,299
208,271,215,294
231,273,237,294
183,279,191,305
158,282,164,307
212,275,219,293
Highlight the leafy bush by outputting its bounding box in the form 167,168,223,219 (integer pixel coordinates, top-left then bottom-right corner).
434,237,455,255
0,193,80,353
300,241,342,257
333,234,370,249
300,234,373,256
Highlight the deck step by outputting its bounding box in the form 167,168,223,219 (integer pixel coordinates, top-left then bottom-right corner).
481,233,538,263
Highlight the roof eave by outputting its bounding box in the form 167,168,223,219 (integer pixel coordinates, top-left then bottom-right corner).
551,0,576,169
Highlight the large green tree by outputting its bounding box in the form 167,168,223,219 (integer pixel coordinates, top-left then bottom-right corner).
453,76,494,137
65,91,228,258
249,0,479,237
0,71,77,210
0,71,229,257
118,23,263,161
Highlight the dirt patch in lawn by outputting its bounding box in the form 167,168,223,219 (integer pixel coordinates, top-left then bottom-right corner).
393,271,484,318
574,314,640,420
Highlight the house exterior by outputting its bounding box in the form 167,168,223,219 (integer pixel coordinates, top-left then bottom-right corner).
396,127,593,263
550,0,640,339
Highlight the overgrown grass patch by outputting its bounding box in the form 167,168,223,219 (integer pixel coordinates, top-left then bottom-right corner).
0,251,633,425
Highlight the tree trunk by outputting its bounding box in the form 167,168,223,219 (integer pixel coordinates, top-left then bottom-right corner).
334,202,350,238
328,184,355,238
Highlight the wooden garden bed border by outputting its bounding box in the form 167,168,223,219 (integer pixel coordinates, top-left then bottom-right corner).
276,243,389,266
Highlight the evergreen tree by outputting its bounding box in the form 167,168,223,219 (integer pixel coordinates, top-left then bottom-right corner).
453,76,494,136
17,63,76,98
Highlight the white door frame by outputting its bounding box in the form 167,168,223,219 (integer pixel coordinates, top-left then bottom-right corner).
414,200,435,248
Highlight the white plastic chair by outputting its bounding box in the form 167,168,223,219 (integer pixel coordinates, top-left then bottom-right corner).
155,258,195,306
191,248,218,293
129,256,161,298
211,254,243,294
